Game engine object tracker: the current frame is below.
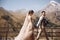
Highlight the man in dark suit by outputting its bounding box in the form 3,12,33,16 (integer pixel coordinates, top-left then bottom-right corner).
36,11,49,40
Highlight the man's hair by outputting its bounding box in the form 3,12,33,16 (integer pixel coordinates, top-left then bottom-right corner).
41,11,46,13
28,10,34,14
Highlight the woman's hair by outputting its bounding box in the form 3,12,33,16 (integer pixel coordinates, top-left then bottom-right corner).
28,10,34,14
41,11,46,13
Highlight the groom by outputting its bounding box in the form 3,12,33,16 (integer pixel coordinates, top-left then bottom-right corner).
36,11,49,40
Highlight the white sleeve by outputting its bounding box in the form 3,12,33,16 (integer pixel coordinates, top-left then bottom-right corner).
36,16,44,27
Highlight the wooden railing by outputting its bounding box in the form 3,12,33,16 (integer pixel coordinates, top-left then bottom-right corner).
0,27,60,36
0,27,60,40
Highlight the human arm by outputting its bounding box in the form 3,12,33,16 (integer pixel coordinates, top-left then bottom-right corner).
36,16,44,27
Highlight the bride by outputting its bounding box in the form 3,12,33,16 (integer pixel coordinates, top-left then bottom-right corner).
15,10,34,40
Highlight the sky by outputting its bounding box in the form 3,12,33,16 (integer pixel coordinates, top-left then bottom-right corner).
0,0,60,11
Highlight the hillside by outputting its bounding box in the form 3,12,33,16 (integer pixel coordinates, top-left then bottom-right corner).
38,1,60,25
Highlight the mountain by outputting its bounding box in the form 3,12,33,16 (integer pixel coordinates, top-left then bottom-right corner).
0,7,23,37
38,1,60,25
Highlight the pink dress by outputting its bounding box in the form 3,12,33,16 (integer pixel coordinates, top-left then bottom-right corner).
15,15,34,40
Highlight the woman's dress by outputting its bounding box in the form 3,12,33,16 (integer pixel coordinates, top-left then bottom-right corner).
14,15,34,40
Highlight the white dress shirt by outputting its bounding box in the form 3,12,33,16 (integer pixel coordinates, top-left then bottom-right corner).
36,15,44,27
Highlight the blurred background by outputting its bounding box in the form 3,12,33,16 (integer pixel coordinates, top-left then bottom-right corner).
0,0,60,40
